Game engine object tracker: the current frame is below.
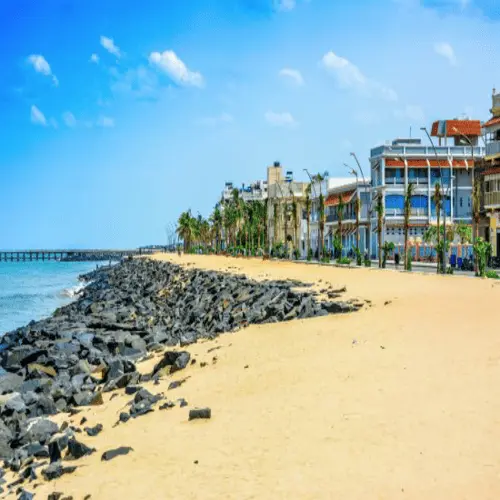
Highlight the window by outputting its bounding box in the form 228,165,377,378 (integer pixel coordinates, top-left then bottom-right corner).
459,197,463,208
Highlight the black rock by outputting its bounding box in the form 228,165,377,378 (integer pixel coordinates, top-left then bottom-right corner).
48,493,63,500
84,424,103,437
42,462,77,481
177,398,188,408
159,401,175,410
67,438,95,459
152,351,190,376
119,412,130,423
124,385,140,395
188,408,211,420
101,446,133,461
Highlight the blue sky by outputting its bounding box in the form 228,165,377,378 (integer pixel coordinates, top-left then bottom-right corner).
1,0,500,248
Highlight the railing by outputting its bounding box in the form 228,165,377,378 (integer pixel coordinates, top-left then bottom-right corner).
385,208,428,217
485,191,500,207
371,145,484,158
385,177,405,185
486,141,500,157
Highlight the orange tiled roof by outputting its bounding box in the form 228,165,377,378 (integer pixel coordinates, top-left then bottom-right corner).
385,159,472,168
325,190,355,207
431,119,481,137
483,116,500,128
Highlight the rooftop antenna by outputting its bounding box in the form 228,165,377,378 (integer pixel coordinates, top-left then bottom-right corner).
409,126,412,138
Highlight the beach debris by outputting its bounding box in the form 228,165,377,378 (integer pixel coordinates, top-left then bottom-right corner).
159,401,175,410
119,412,130,423
84,424,103,437
384,301,392,306
178,398,188,408
189,408,211,420
101,446,133,462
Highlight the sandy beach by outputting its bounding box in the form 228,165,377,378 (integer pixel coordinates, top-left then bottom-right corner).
6,254,500,499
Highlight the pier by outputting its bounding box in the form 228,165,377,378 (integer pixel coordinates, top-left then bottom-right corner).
0,248,160,262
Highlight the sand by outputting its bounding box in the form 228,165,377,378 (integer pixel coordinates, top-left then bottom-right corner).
7,255,500,499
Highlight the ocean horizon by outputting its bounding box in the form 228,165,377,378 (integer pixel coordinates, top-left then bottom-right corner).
0,260,98,336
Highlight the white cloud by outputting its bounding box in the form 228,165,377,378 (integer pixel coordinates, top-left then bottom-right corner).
394,104,426,123
321,51,397,101
434,42,457,66
90,53,100,64
27,55,58,86
265,111,297,127
197,113,234,126
63,111,77,128
97,116,115,128
279,68,304,86
100,36,121,58
275,0,296,11
30,105,47,126
148,50,204,88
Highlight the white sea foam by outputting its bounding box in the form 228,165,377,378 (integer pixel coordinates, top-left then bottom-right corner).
60,283,86,298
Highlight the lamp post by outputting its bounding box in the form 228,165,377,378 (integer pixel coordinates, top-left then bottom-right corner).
421,126,447,272
350,152,372,258
344,163,360,255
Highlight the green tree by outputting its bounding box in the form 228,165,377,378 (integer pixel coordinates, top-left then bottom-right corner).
336,195,345,259
305,184,312,259
177,210,195,252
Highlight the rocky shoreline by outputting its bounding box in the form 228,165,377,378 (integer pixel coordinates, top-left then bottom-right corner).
0,259,360,497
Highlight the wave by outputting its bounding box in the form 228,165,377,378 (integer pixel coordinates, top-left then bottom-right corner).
59,283,86,299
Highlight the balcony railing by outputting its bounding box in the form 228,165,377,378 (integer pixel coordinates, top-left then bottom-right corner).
371,145,484,159
486,141,500,158
385,208,428,217
485,191,500,207
384,177,405,185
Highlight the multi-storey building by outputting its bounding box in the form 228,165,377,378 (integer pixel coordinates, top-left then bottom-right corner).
370,119,484,259
478,90,500,258
324,180,371,257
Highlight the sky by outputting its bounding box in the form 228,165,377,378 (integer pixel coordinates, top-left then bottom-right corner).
1,0,500,249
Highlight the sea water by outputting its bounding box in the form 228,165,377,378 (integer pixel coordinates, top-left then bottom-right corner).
0,261,98,336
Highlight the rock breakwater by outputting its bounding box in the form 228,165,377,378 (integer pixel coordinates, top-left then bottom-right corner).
0,259,360,494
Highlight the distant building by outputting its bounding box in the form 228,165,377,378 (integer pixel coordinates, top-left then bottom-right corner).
266,162,309,255
222,179,268,203
370,118,484,259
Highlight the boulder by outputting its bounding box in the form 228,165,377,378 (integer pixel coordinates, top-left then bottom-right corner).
18,417,58,446
0,373,23,395
42,462,77,481
189,408,211,420
67,438,95,459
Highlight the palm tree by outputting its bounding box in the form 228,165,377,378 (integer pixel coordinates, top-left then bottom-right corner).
403,183,415,270
432,182,442,272
305,184,312,259
314,171,329,260
177,210,195,252
210,204,223,253
337,195,345,259
375,194,384,268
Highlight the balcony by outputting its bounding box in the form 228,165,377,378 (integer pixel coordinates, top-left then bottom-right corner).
486,141,500,158
385,177,405,185
485,191,500,207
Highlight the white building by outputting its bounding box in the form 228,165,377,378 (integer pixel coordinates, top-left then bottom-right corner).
222,180,268,203
369,118,484,259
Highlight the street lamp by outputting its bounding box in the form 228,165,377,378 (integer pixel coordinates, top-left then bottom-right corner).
303,168,320,258
421,126,447,272
350,152,372,258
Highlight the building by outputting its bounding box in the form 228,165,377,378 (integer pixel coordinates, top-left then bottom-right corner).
324,180,372,257
266,162,309,255
370,118,484,259
306,177,371,258
477,89,500,258
222,179,268,203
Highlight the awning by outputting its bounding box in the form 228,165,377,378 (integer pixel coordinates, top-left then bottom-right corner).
385,159,471,168
325,190,355,207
